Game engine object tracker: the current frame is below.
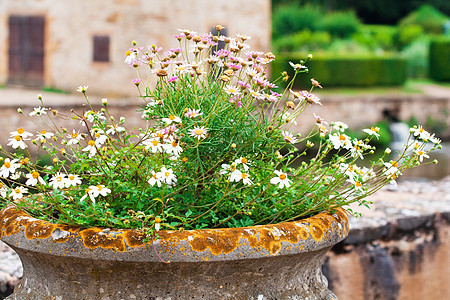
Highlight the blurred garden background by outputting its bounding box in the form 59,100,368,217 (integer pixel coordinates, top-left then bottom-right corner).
271,0,450,87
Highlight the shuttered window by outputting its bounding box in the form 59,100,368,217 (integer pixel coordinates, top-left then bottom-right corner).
93,35,110,62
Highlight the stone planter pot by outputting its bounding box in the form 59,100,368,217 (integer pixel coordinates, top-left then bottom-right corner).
0,205,348,300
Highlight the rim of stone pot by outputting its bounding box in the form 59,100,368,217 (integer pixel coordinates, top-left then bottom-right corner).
0,204,348,263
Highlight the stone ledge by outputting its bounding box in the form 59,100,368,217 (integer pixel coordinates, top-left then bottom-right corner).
326,177,450,300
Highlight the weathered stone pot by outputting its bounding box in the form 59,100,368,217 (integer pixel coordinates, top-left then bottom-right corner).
0,205,348,300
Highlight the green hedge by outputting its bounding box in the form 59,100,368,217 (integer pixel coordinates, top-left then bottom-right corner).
272,54,407,88
429,37,450,81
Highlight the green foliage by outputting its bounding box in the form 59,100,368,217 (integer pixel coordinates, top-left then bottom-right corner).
42,86,70,94
399,4,449,34
272,54,407,88
317,10,361,38
273,30,331,52
354,25,399,51
401,36,430,78
398,24,424,47
429,36,450,81
272,4,323,37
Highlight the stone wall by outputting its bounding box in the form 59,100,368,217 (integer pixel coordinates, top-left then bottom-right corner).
0,0,271,96
324,178,450,299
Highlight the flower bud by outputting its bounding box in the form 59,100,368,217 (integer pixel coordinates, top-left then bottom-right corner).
17,108,23,114
38,94,43,100
385,148,392,154
231,143,236,148
102,98,108,106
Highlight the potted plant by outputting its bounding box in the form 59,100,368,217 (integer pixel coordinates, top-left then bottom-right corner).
0,26,441,299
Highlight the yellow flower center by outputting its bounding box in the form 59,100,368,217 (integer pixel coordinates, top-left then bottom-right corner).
14,188,21,193
339,135,346,141
279,174,287,180
17,128,25,134
32,171,40,179
418,150,424,155
355,181,362,187
172,141,178,147
14,135,22,141
241,173,248,179
4,162,11,168
241,158,248,164
165,172,170,177
72,133,78,138
195,129,204,135
88,140,95,146
95,133,101,138
169,115,175,120
152,140,159,146
125,50,131,56
69,175,75,180
392,161,398,168
97,185,103,190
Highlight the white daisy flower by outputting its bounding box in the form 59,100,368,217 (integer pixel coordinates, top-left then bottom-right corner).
332,122,348,132
234,157,250,171
362,127,380,139
82,140,98,157
10,172,21,180
67,130,83,145
9,186,28,200
10,128,33,139
106,124,125,135
162,115,182,125
329,133,352,150
347,177,364,192
143,138,164,153
184,109,203,119
189,127,208,140
25,171,46,186
65,174,82,188
29,107,47,117
124,51,137,65
282,131,298,144
0,185,7,198
270,170,292,189
7,135,28,149
414,149,430,162
49,173,67,189
36,130,54,141
80,185,111,204
411,125,429,140
223,84,241,96
148,170,163,187
163,138,183,157
76,86,89,93
229,169,252,185
159,167,177,186
0,159,20,178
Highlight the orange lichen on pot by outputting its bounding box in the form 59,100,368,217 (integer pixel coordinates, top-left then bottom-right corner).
79,228,127,252
1,205,348,256
158,208,348,256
